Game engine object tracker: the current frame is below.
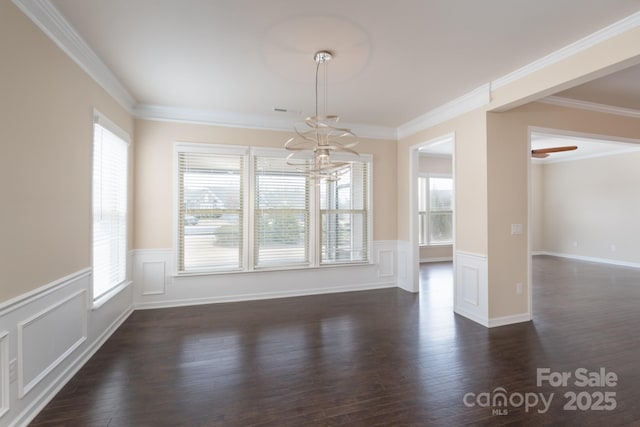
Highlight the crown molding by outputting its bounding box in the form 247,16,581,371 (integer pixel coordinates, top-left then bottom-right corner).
397,84,491,140
134,105,398,140
492,11,640,90
343,122,398,140
12,0,136,112
539,96,640,118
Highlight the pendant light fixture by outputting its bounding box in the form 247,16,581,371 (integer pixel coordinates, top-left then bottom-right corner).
284,50,359,180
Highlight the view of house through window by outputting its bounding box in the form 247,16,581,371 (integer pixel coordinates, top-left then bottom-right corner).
92,113,129,301
176,145,371,273
178,149,245,272
254,155,310,268
418,175,453,245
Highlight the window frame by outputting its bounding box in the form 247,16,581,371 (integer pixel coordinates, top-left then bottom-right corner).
418,173,453,247
173,143,250,274
91,110,130,305
318,159,371,265
173,143,372,276
251,147,314,270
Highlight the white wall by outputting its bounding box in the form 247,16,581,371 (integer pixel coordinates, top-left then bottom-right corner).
531,163,544,253
533,150,640,267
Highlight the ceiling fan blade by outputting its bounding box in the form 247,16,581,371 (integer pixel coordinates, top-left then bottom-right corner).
531,152,549,158
531,145,578,155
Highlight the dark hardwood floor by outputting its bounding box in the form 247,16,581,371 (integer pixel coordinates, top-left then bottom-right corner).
30,256,640,426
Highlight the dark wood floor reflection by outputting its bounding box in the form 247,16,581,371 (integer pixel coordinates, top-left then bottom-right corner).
31,256,640,426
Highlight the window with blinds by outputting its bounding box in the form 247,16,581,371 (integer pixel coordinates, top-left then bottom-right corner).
175,145,371,274
177,149,245,272
319,162,369,264
92,115,129,301
418,176,429,246
428,176,453,244
254,155,310,268
418,175,453,245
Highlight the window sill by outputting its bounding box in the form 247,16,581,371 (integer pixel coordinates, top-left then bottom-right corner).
92,280,132,310
419,243,453,248
174,261,372,278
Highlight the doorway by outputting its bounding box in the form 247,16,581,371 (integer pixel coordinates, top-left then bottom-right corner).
528,127,640,316
408,133,455,300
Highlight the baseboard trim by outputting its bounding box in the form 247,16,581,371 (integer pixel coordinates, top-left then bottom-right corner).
488,313,532,328
134,281,397,310
454,307,488,327
535,251,640,269
12,305,133,427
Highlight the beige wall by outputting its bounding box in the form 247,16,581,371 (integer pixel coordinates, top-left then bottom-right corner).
134,119,397,249
398,110,488,255
486,102,640,317
538,151,640,263
418,154,453,261
0,1,134,303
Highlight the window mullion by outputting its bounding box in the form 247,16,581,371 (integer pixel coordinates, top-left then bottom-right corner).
310,177,319,267
246,151,255,271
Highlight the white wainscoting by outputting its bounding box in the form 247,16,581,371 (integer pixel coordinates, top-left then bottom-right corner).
375,241,396,279
454,251,489,326
133,241,399,309
17,290,87,399
395,240,415,292
0,332,8,420
0,263,133,427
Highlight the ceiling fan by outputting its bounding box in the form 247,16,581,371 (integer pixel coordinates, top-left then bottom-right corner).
531,145,577,158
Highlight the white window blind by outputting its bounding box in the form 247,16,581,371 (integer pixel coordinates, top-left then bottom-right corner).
320,162,369,264
254,155,310,268
178,149,244,272
92,117,128,300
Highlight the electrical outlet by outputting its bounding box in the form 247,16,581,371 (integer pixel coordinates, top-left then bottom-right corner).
610,244,617,252
9,359,17,383
572,241,578,247
516,283,523,295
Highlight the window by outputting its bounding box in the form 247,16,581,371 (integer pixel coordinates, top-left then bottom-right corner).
92,112,129,301
175,144,371,274
177,146,246,272
418,175,453,245
320,162,369,264
254,153,309,268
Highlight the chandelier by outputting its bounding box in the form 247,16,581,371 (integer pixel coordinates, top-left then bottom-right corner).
284,50,359,180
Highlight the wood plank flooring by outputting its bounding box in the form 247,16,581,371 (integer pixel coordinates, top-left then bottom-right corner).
30,256,640,426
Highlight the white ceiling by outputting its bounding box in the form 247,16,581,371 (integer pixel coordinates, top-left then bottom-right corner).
48,0,640,130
